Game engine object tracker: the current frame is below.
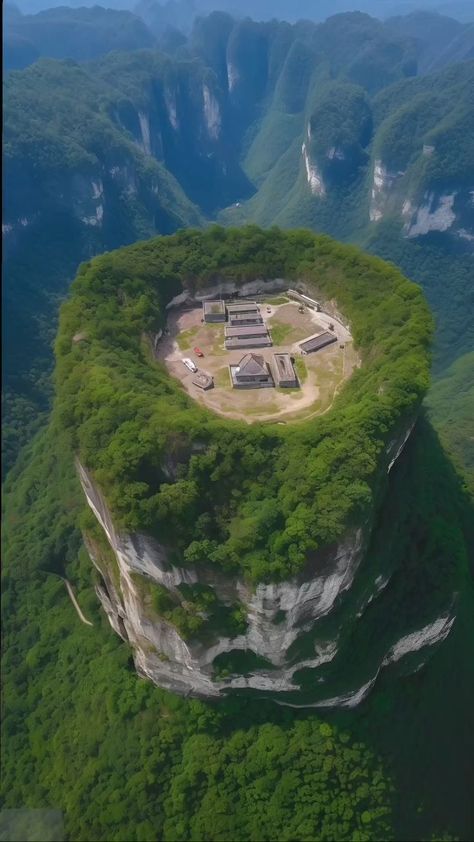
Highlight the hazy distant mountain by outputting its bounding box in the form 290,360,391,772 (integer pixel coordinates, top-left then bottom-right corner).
3,5,155,70
10,0,474,24
387,10,474,72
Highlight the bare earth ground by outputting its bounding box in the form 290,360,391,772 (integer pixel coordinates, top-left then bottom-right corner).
156,298,359,424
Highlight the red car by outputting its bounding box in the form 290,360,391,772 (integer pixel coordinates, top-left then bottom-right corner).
194,347,204,357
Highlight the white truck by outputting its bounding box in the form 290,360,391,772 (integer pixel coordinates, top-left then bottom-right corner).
182,358,198,373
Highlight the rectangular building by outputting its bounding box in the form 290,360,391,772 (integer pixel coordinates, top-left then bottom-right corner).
227,301,260,316
229,353,274,389
203,300,226,323
299,331,337,355
225,335,272,350
225,324,269,339
227,312,264,326
273,353,298,388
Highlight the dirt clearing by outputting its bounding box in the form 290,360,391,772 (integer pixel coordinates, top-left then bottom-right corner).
155,300,359,424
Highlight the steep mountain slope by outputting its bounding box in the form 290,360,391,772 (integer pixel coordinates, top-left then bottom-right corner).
3,11,473,479
3,5,156,70
386,10,474,73
223,59,474,368
2,55,203,474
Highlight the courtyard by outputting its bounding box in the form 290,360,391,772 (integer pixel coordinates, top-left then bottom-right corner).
155,295,359,424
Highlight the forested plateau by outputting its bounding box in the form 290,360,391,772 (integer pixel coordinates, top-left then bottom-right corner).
2,8,474,842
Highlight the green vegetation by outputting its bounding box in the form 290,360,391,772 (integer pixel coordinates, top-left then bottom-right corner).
425,352,474,495
268,320,293,345
213,649,276,679
372,62,474,187
2,54,204,474
162,721,393,841
3,22,473,481
1,422,397,840
294,357,308,383
4,6,154,70
54,225,431,581
2,13,474,840
307,80,372,178
176,326,199,350
214,366,231,388
2,401,473,841
266,295,289,305
130,574,247,641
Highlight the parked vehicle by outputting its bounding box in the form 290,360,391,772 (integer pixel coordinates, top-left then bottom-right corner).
182,358,198,373
194,347,204,357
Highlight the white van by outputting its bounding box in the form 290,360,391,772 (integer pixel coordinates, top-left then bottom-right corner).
182,358,198,373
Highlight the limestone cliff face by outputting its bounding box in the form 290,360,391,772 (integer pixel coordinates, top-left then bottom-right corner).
79,459,365,697
77,410,455,705
368,158,473,247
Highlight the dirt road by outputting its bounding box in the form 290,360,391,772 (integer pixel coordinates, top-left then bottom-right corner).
63,578,93,627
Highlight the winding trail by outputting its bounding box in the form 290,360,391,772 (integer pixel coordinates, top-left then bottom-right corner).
62,577,93,626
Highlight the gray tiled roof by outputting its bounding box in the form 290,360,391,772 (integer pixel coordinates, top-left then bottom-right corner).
225,324,269,337
237,353,268,376
299,331,337,353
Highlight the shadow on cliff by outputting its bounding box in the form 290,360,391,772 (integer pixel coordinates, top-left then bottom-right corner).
336,414,474,840
218,414,474,840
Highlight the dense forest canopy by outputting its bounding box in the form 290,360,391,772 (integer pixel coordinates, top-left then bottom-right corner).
55,225,431,581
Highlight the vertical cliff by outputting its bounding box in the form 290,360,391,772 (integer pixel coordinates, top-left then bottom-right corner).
78,413,455,705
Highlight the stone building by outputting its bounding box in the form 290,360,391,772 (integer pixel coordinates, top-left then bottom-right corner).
225,324,271,349
229,353,274,389
273,353,298,387
299,331,337,354
202,300,226,322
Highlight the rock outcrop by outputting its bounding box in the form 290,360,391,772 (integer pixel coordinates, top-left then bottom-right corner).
78,403,454,705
